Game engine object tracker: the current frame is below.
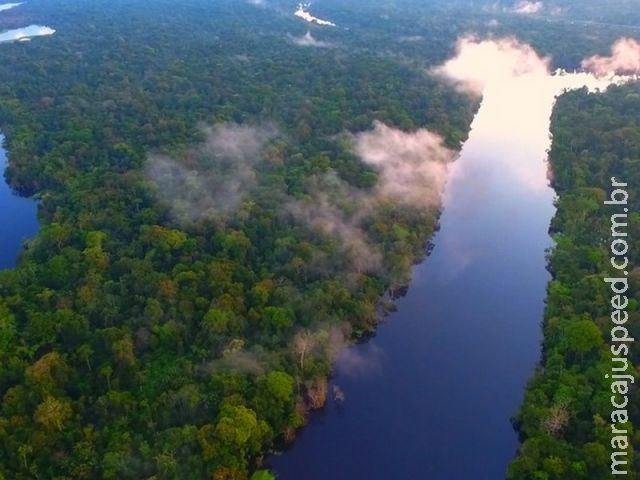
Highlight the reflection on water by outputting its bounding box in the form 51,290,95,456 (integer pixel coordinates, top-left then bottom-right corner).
0,136,38,269
0,25,56,43
270,60,626,479
0,3,21,13
0,2,56,43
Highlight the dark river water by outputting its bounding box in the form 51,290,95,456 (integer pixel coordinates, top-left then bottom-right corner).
270,73,612,479
0,135,38,270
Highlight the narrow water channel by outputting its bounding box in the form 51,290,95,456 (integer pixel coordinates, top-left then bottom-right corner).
0,134,38,269
270,71,614,479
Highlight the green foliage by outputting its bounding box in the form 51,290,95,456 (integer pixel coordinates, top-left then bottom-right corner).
510,82,640,479
251,470,276,480
0,1,476,478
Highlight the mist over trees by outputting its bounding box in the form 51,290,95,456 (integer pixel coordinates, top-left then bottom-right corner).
0,0,638,478
509,82,640,479
0,0,476,478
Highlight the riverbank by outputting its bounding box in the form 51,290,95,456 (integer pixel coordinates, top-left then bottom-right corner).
508,82,640,479
0,134,38,269
269,67,560,480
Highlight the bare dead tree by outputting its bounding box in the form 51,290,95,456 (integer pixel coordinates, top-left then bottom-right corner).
306,377,328,410
293,330,315,372
541,401,570,437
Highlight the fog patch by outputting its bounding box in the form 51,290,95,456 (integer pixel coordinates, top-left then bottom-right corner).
581,38,640,76
289,31,332,48
513,1,543,14
430,36,551,96
145,122,277,224
285,121,454,272
351,121,456,209
336,343,386,377
297,325,385,377
322,325,385,378
219,350,265,376
432,35,636,200
286,172,381,273
294,2,336,27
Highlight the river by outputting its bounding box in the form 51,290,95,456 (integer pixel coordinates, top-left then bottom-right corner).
0,135,38,269
270,70,616,479
0,25,56,43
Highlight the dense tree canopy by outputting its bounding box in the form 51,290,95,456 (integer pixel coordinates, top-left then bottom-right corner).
1,0,638,478
509,82,640,479
0,0,479,478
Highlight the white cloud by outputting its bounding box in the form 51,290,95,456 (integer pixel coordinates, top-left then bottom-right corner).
351,121,456,209
513,1,543,14
289,31,331,48
286,121,456,273
430,36,551,96
145,122,277,224
336,342,386,377
294,2,336,27
284,118,458,273
432,35,636,201
581,37,640,76
286,172,382,274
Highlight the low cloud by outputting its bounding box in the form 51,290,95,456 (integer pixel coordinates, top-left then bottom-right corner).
294,2,336,27
431,36,551,96
300,325,385,377
247,0,265,5
336,343,386,377
289,31,332,48
145,122,277,224
286,172,381,273
220,350,265,376
581,38,640,76
322,325,385,377
286,121,455,272
513,1,543,14
351,121,456,208
147,119,454,274
199,348,267,376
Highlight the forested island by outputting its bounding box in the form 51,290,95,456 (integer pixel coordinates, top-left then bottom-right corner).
0,0,639,479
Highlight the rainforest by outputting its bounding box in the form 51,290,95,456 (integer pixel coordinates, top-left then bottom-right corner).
0,1,639,479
